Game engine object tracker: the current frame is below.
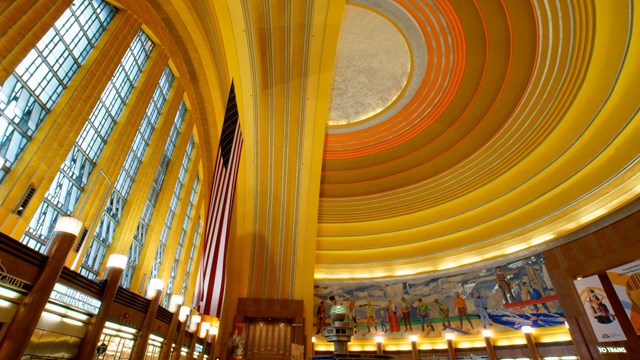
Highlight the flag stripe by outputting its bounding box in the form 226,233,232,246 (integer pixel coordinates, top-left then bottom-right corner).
195,83,242,316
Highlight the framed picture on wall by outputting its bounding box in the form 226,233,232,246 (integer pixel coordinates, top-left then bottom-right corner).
573,275,626,342
606,260,640,335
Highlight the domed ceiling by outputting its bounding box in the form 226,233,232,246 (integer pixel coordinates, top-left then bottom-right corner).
316,0,640,279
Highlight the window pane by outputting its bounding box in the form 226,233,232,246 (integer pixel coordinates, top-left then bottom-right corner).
181,220,202,297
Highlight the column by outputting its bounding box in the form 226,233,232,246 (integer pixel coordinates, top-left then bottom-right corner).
76,254,127,358
445,333,456,360
482,330,497,360
410,335,418,360
0,217,82,358
375,336,383,355
207,318,219,359
159,295,184,360
170,306,191,360
208,331,218,358
522,326,541,360
185,314,201,359
130,278,164,359
197,322,210,359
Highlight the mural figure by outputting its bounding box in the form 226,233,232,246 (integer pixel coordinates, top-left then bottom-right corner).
495,266,516,304
400,296,413,332
378,309,388,332
387,299,401,332
316,300,326,334
585,288,614,324
433,298,451,329
231,328,245,357
348,298,357,324
360,300,379,333
473,290,491,328
415,298,435,332
522,281,551,313
454,292,474,329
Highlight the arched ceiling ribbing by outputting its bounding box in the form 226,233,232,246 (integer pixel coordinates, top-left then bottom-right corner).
127,0,640,281
316,0,640,279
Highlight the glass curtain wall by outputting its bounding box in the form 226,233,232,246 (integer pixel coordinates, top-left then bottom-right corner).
121,101,187,287
0,0,116,181
164,176,199,307
79,65,175,278
21,29,155,252
149,137,195,281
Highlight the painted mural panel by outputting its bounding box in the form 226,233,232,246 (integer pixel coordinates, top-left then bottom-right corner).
314,253,564,339
606,260,640,335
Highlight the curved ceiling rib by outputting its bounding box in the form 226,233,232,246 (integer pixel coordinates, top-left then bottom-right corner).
315,0,640,280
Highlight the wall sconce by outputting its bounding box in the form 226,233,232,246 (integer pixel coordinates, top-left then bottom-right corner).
179,306,191,322
147,278,164,299
169,295,184,313
190,314,201,332
210,325,219,336
53,217,83,236
199,322,210,338
106,254,127,269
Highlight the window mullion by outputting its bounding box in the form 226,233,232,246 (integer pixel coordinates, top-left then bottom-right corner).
34,29,74,89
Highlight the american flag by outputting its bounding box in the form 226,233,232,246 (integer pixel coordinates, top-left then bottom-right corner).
195,82,243,316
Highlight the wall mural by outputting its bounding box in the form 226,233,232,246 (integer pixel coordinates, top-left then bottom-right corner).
314,253,565,338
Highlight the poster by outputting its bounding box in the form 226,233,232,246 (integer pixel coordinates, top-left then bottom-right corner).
291,343,304,360
314,253,564,339
606,260,640,335
230,323,246,358
573,275,626,342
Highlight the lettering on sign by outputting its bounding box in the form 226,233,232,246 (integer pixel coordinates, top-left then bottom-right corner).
0,272,28,290
0,258,31,291
597,345,627,353
49,283,102,314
